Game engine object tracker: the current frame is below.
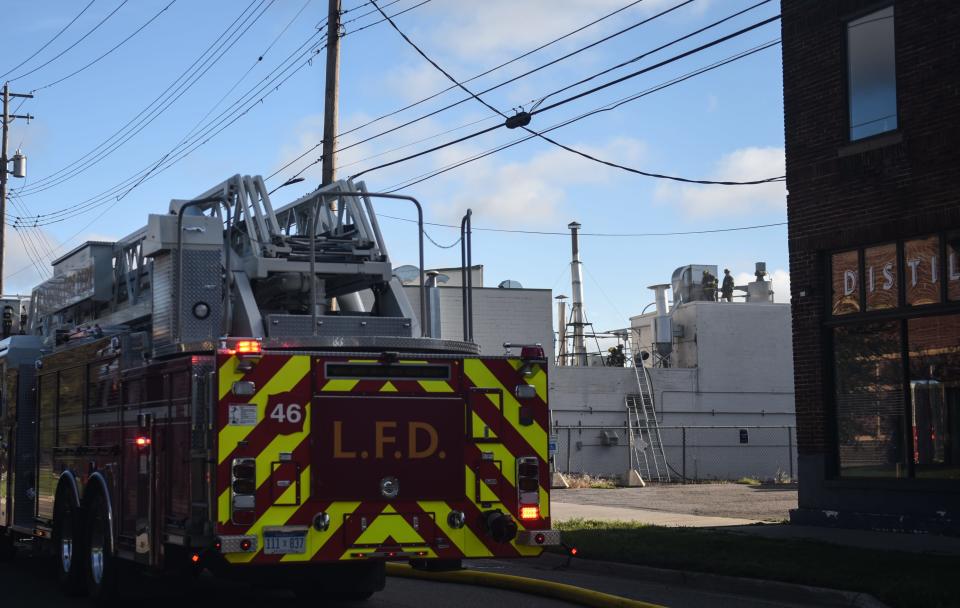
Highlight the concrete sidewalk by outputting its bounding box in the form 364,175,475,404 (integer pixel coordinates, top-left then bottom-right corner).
551,501,760,527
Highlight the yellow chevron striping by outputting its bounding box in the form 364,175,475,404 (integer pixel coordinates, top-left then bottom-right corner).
254,407,311,492
217,488,230,525
321,379,359,392
379,381,398,393
218,356,311,465
338,504,427,561
279,500,361,563
469,410,500,441
463,360,548,460
417,500,491,558
218,355,244,400
418,380,454,393
223,464,311,564
510,359,547,403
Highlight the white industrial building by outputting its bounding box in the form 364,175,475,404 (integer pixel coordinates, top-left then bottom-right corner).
551,262,796,483
387,248,796,484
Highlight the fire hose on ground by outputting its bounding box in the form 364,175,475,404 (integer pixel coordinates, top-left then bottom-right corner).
385,562,667,608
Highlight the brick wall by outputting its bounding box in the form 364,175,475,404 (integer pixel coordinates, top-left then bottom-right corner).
782,0,960,461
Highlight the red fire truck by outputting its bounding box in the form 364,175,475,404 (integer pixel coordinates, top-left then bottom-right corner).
0,177,557,600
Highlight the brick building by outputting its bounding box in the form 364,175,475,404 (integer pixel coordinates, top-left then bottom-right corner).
783,1,960,533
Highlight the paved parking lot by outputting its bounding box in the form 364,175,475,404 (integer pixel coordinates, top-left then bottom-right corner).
552,483,797,523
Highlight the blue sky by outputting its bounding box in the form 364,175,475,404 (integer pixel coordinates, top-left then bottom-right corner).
3,0,787,335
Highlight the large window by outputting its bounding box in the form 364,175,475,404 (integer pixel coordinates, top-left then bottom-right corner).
830,234,960,480
835,322,905,477
909,316,960,478
847,6,897,140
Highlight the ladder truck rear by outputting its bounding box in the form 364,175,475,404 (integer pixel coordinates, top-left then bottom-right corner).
0,177,558,600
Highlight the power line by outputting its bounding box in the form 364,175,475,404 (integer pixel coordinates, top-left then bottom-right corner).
372,0,781,186
13,0,433,227
314,0,700,177
530,15,781,118
6,0,131,83
17,0,270,195
178,1,319,147
381,40,782,193
529,0,772,109
30,0,179,92
376,212,787,237
330,0,655,146
343,0,432,35
348,15,782,182
16,0,429,207
0,0,98,80
11,35,324,226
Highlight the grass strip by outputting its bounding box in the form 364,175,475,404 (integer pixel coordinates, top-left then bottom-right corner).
554,519,960,608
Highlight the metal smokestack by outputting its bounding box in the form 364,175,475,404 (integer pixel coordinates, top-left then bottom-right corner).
568,221,587,366
555,294,568,366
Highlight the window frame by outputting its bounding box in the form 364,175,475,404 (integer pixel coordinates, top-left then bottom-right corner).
826,232,960,484
842,3,899,143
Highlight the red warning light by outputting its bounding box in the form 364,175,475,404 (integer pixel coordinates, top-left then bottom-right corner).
135,436,151,448
239,539,252,551
191,554,200,563
570,547,578,556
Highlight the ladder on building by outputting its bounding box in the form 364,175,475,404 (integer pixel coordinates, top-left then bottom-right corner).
623,340,671,483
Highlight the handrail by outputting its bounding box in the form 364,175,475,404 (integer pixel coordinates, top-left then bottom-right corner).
315,189,427,338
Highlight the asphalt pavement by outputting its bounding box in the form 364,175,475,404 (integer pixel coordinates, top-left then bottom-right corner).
0,550,579,608
1,546,833,608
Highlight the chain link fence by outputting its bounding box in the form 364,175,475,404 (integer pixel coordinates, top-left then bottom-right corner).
551,425,796,483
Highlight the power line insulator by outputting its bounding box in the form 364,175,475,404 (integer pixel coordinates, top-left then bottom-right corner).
504,111,532,129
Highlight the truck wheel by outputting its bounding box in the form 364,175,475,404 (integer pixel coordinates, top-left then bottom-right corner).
84,492,118,600
52,496,85,595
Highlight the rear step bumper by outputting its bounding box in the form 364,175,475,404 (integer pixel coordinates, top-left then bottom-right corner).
516,530,561,547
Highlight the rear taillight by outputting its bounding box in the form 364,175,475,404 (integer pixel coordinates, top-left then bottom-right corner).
519,506,540,521
516,456,541,522
231,457,256,524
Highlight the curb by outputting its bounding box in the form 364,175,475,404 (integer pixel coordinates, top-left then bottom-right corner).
531,553,890,608
385,562,667,608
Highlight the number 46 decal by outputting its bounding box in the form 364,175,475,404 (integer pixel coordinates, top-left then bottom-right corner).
270,403,303,424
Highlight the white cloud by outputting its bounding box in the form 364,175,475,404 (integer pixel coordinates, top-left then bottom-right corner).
428,136,647,227
429,0,707,61
654,146,786,218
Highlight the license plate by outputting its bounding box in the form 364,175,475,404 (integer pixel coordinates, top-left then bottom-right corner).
263,530,307,555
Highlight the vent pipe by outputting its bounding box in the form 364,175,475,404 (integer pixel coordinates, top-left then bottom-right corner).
555,294,568,366
648,283,673,362
568,221,587,366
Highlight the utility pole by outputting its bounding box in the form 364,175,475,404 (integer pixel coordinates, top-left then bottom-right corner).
1,82,35,295
321,0,341,186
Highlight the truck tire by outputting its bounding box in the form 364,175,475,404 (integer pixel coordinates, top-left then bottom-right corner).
84,492,118,600
52,494,85,595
